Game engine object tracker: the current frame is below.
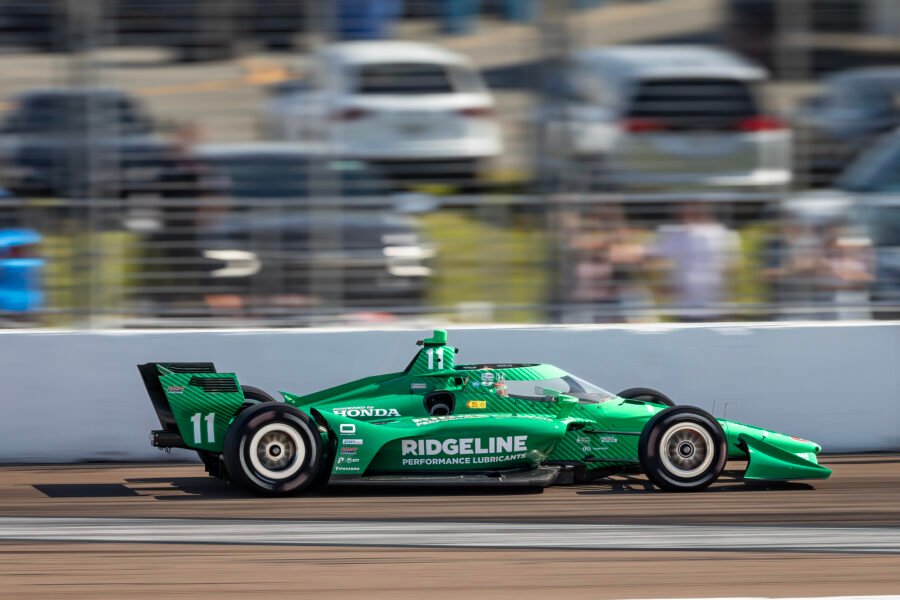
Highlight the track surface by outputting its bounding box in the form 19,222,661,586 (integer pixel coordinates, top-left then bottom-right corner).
5,455,898,525
1,454,899,598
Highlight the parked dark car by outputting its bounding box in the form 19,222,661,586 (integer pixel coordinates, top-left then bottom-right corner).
793,68,900,187
0,0,303,58
0,88,183,200
192,212,433,313
789,128,900,314
130,212,434,319
195,143,393,202
134,144,431,317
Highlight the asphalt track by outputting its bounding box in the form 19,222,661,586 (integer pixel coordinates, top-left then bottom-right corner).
1,454,899,599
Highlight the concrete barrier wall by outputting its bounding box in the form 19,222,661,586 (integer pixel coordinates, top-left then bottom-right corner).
1,322,897,462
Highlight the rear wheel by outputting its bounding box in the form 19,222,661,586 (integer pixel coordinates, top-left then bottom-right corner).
223,403,323,496
241,385,276,404
617,387,675,407
639,406,727,492
198,384,275,479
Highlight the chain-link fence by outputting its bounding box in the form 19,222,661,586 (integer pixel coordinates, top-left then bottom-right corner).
0,0,897,327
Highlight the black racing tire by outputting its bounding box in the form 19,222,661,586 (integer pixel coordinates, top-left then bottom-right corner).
638,406,727,492
199,385,276,477
241,385,277,404
223,403,323,496
617,387,675,407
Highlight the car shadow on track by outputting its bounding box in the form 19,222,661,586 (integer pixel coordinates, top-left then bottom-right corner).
32,472,813,500
123,477,542,501
574,471,815,495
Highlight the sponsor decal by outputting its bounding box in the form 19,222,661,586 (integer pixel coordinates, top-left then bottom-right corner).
576,436,590,444
341,446,357,454
600,435,618,444
342,438,363,445
466,400,487,410
413,414,551,427
413,414,491,427
333,406,400,418
166,386,184,394
339,424,356,434
480,372,495,386
410,382,428,391
401,436,527,456
399,435,528,466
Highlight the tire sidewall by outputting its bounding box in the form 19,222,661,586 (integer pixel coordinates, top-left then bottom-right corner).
224,403,323,496
639,406,727,492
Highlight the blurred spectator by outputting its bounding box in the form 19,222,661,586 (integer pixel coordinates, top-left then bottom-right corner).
566,204,649,323
655,203,740,321
762,221,829,318
568,213,616,323
823,228,875,320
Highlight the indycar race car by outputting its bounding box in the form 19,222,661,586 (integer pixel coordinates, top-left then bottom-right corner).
140,330,831,495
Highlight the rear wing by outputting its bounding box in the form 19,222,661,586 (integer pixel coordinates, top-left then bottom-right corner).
139,362,244,451
138,362,217,432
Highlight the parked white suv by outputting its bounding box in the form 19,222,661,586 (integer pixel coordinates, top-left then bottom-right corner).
543,45,791,190
262,41,502,184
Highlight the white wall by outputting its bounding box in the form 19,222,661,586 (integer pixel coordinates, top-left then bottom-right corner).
1,322,897,462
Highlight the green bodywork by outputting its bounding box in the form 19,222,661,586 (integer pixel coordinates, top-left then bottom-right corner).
153,330,831,484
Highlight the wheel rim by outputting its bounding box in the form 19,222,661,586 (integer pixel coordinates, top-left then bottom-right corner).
659,422,714,478
248,423,306,481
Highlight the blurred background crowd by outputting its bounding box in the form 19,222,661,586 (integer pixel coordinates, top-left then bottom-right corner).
0,0,898,327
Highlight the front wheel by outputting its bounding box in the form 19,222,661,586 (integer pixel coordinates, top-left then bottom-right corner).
223,403,323,496
639,406,727,492
617,387,675,407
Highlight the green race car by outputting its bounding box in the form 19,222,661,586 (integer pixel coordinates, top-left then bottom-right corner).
139,329,831,495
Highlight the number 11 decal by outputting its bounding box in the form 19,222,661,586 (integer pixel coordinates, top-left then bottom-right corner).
426,347,444,370
190,412,216,444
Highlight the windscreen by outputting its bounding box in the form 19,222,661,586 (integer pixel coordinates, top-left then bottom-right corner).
355,63,456,95
503,375,616,404
855,206,900,247
628,78,759,130
211,158,389,198
7,94,151,135
839,132,900,194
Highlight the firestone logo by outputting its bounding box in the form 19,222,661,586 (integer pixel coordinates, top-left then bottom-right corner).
401,435,527,457
333,407,400,418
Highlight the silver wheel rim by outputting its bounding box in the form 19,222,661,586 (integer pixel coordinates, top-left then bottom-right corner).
659,422,714,478
248,423,305,480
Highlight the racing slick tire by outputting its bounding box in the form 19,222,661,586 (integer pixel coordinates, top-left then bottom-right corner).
617,387,675,407
223,403,323,496
639,406,727,492
198,385,276,479
241,385,276,404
